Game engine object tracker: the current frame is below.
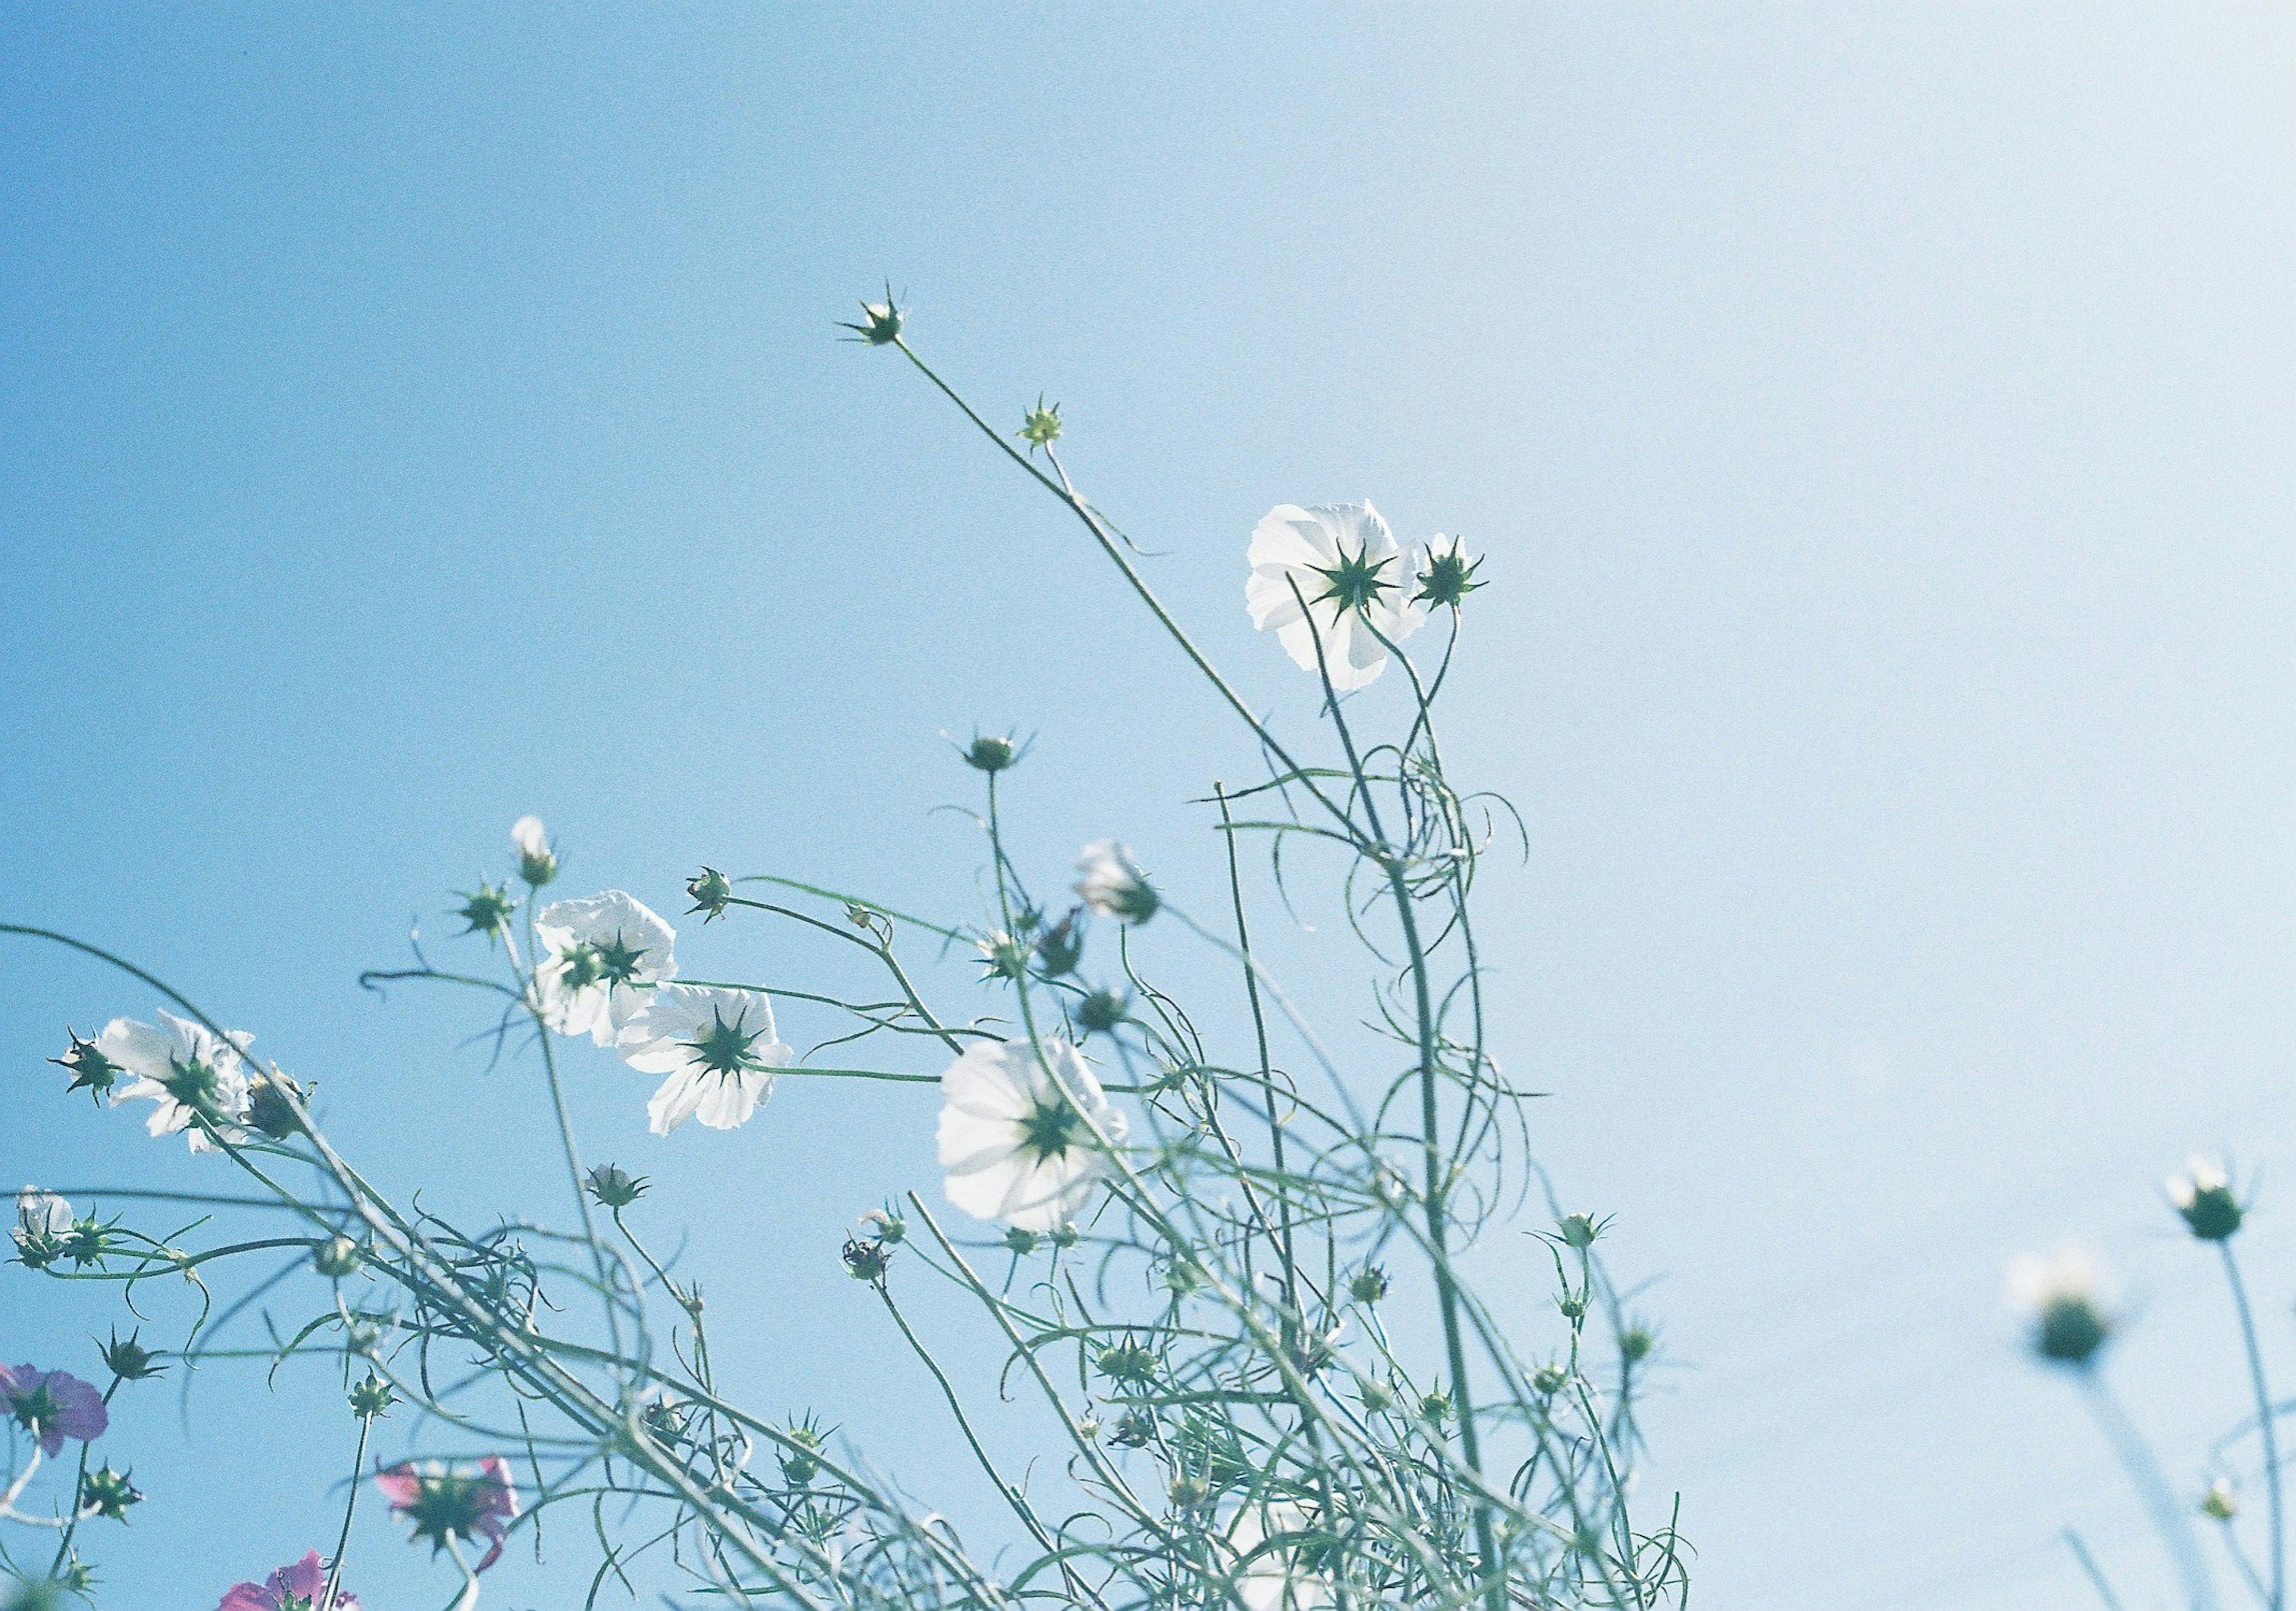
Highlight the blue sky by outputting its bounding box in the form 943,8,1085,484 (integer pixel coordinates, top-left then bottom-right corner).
3,6,2292,1607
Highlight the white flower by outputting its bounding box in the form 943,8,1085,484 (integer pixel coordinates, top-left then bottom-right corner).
97,1011,254,1154
1226,1502,1336,1611
533,891,677,1045
1245,502,1425,691
1074,840,1158,924
938,1036,1127,1231
618,984,793,1135
15,1187,72,1252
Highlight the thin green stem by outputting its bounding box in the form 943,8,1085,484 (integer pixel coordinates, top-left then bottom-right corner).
2222,1242,2283,1611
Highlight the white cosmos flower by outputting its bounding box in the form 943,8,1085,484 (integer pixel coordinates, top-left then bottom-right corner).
16,1187,72,1248
1074,839,1158,924
618,984,793,1136
97,1010,254,1154
533,891,677,1045
1226,1502,1337,1611
512,815,548,859
938,1036,1126,1231
1245,502,1425,692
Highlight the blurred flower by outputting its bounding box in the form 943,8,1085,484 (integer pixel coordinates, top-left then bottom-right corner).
1531,1364,1568,1396
1348,1266,1389,1304
77,1465,140,1522
2167,1157,2244,1242
1619,1323,1655,1364
2007,1247,2117,1367
1003,1226,1041,1255
512,815,557,887
777,1415,829,1487
617,984,792,1136
857,1207,906,1246
13,1188,72,1270
1245,502,1425,691
1075,987,1130,1035
533,891,677,1046
938,1035,1127,1231
218,1551,359,1611
961,732,1022,775
99,1011,254,1154
50,1031,123,1103
1226,1501,1336,1611
2203,1478,2239,1521
0,1362,108,1457
1413,533,1484,609
1036,910,1083,977
376,1456,518,1572
313,1236,363,1279
1076,840,1158,924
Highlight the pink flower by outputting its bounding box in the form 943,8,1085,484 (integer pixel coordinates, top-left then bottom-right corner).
0,1362,107,1457
216,1550,361,1611
376,1454,519,1571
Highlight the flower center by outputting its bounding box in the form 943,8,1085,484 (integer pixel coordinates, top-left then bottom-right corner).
594,931,650,985
8,1383,61,1437
680,1008,768,1079
1018,1096,1084,1159
161,1055,221,1115
1311,543,1394,614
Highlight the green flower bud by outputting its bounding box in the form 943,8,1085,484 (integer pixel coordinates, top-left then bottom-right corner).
1095,1338,1158,1384
1048,1222,1080,1251
1413,535,1485,609
1418,1390,1454,1424
841,289,904,346
78,1466,141,1523
245,1066,308,1141
350,1373,397,1419
51,1031,123,1103
1019,398,1062,451
313,1236,364,1280
453,879,517,943
584,1163,650,1209
99,1329,164,1383
1348,1266,1390,1304
2168,1158,2244,1242
2203,1478,2239,1521
685,866,734,922
1076,986,1129,1035
842,1236,891,1283
1557,1212,1605,1250
1619,1325,1655,1364
1003,1226,1042,1255
1036,910,1083,977
858,1208,907,1246
1110,1408,1156,1448
1532,1364,1568,1396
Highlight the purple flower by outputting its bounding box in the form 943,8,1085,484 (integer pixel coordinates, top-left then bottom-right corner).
0,1362,108,1457
216,1550,361,1611
377,1454,519,1571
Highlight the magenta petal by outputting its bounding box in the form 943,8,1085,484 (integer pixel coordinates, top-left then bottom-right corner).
46,1370,108,1445
373,1462,422,1508
216,1584,273,1611
268,1552,328,1600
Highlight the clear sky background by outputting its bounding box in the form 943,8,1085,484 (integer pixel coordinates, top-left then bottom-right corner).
3,6,2292,1609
